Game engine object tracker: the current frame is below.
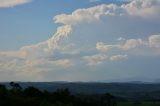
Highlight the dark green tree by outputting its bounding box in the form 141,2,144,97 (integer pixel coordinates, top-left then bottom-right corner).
23,86,42,97
101,93,117,106
9,82,22,95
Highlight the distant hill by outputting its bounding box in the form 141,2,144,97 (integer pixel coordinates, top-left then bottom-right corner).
1,82,160,100
1,82,160,94
99,77,156,83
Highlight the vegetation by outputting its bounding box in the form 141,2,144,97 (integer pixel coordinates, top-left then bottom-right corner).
0,82,160,106
0,82,117,106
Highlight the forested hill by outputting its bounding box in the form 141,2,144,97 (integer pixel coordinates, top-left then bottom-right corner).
1,82,160,94
1,82,160,104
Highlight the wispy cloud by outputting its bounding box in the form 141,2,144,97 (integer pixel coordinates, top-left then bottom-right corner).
96,35,160,53
110,55,128,61
0,0,32,8
83,54,108,66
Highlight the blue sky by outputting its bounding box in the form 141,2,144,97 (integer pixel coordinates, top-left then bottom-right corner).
0,0,124,51
0,0,160,82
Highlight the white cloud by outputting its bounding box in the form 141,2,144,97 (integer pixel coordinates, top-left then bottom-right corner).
110,55,128,61
0,0,160,81
54,0,160,26
122,39,143,50
54,4,119,25
83,54,108,66
0,25,74,80
149,35,160,48
96,34,160,54
96,42,120,52
52,59,74,67
86,35,160,65
0,0,32,8
122,0,160,18
83,54,129,65
47,25,73,50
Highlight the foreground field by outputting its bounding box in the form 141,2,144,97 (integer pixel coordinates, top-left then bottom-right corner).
117,102,160,106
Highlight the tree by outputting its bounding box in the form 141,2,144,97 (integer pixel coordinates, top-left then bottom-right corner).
9,82,22,94
0,84,7,97
101,93,117,106
10,82,22,90
23,86,42,97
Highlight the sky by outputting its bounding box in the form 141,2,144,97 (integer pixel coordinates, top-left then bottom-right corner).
0,0,160,82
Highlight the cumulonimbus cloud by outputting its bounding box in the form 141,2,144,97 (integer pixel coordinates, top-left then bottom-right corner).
54,0,160,26
0,0,160,81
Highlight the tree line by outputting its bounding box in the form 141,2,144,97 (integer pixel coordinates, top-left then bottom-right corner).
0,82,117,106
